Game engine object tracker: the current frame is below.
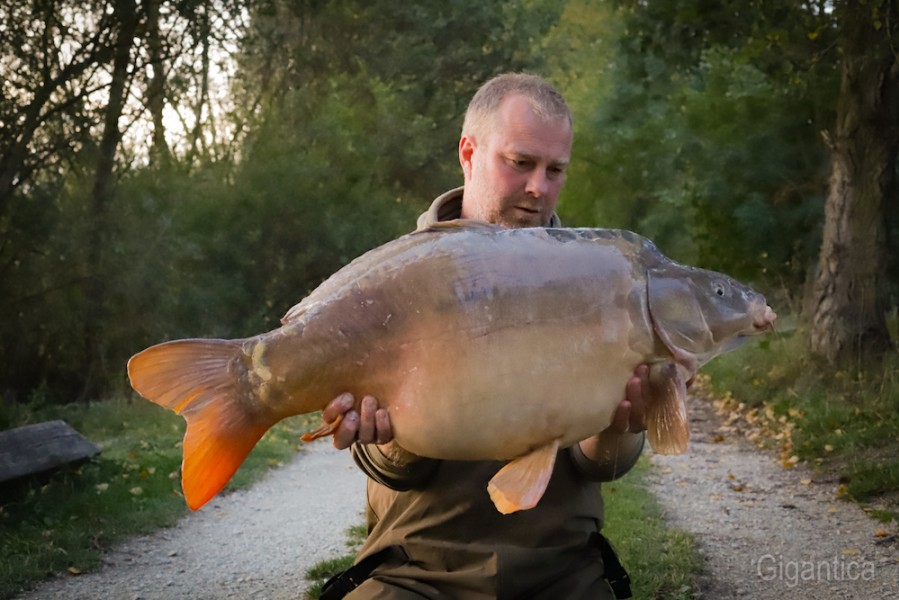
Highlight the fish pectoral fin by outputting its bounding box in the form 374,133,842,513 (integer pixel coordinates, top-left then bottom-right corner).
645,361,690,455
300,414,344,443
487,439,561,515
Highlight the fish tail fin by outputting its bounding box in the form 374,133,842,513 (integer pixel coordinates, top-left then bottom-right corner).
127,339,272,510
645,361,690,455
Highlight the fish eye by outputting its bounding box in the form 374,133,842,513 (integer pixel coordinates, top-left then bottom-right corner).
713,280,729,297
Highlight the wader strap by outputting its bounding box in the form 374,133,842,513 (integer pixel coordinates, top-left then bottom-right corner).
591,532,633,599
319,545,408,600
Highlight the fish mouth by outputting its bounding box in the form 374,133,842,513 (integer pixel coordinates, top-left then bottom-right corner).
753,305,777,331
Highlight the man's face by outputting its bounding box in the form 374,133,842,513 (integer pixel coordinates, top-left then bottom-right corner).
459,94,572,228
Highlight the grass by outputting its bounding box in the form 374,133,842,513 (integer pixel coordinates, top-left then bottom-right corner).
603,458,701,599
0,396,316,599
303,459,701,600
700,326,899,520
303,524,368,599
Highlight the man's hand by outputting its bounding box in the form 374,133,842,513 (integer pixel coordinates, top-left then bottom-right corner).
322,393,393,449
575,364,650,478
608,364,649,434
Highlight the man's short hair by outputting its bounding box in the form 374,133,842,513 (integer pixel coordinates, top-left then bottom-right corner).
462,73,571,141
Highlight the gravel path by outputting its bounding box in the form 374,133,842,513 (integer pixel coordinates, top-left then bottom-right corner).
15,441,366,600
647,395,899,599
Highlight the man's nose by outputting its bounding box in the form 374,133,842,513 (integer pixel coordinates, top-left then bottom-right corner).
525,170,549,198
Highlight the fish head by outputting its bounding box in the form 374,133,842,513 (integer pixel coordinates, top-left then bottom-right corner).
647,265,776,371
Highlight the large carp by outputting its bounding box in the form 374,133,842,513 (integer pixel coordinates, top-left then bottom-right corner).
128,220,775,514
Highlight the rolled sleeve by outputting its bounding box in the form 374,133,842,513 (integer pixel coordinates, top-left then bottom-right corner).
351,442,441,491
568,431,645,482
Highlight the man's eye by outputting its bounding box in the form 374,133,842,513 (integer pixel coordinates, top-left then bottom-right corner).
548,166,566,178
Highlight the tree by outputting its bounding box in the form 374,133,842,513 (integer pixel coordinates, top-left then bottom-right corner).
145,0,172,166
0,0,249,401
564,0,838,289
0,1,118,209
809,0,898,364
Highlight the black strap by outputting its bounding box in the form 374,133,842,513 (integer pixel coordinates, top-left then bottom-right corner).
319,545,408,600
591,532,633,599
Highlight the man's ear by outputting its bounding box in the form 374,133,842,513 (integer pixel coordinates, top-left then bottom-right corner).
459,135,476,181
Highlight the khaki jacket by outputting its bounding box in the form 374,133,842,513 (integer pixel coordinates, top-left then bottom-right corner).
348,188,643,598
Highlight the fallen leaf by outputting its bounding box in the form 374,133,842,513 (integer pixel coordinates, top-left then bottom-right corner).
875,529,890,538
800,478,812,485
67,567,82,576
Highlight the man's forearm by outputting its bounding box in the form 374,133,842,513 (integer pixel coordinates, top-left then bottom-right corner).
570,430,646,482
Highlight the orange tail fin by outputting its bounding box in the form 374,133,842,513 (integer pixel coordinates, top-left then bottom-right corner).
127,339,273,510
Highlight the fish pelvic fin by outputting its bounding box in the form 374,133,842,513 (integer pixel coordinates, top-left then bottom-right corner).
487,439,561,514
645,361,690,455
300,414,344,442
127,339,272,510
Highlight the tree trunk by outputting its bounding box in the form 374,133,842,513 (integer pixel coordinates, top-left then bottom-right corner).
80,0,140,400
810,0,898,365
146,0,171,167
187,0,212,164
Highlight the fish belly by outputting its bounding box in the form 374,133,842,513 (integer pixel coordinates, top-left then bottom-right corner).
381,320,645,460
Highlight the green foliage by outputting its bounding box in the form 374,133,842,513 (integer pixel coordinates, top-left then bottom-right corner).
672,46,829,281
0,397,313,599
558,0,840,293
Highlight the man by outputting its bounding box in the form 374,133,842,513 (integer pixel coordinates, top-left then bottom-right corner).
320,73,649,599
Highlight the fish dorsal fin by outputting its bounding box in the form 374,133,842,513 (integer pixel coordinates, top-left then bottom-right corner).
418,218,503,234
487,439,561,514
644,361,690,455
